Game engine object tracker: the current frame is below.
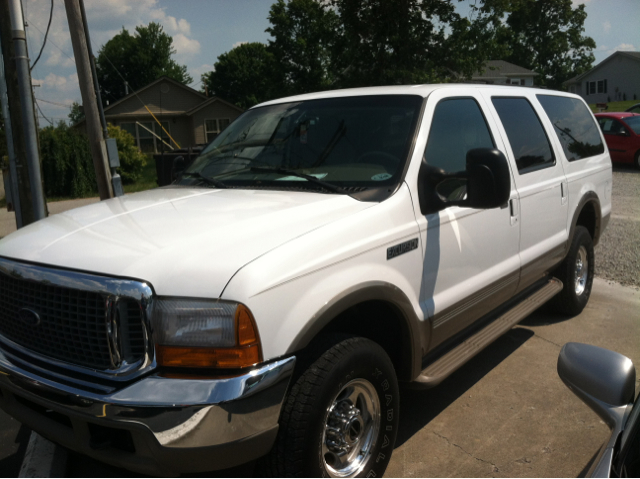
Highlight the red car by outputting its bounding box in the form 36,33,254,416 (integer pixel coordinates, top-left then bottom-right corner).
595,112,640,168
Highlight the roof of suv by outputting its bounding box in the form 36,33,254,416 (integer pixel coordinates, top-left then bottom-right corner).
254,84,579,108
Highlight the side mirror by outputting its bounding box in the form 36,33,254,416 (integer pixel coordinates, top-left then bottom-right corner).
418,148,511,215
558,343,635,427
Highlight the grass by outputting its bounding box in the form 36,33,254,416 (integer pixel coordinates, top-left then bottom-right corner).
589,100,638,113
123,156,158,194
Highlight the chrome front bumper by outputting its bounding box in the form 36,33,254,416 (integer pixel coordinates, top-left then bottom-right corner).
0,349,296,475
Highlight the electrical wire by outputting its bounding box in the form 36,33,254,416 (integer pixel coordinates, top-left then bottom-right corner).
35,97,73,108
35,100,54,126
28,18,75,64
30,0,54,71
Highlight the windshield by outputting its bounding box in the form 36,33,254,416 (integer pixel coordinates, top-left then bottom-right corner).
177,95,423,194
624,116,640,135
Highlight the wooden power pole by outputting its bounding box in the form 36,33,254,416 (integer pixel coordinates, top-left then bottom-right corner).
0,0,48,226
64,0,113,200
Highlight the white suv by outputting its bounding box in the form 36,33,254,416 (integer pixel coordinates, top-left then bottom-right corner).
0,85,611,477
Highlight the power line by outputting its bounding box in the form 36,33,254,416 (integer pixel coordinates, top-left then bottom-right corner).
35,97,73,108
28,17,75,65
35,100,54,126
30,0,54,71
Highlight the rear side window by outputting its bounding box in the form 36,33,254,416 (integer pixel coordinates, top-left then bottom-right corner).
492,97,554,174
537,95,605,161
598,117,628,135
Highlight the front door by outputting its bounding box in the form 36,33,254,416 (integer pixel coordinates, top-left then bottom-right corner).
412,88,521,350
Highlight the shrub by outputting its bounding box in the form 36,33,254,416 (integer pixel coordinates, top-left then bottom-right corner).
39,123,148,198
107,124,146,184
39,124,97,198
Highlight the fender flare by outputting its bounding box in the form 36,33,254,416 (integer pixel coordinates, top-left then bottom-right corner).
566,192,604,256
285,281,425,381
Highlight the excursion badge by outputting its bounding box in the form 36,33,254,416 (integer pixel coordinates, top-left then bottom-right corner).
387,238,419,260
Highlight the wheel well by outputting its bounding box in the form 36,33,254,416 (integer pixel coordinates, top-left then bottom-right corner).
310,300,413,382
576,201,597,241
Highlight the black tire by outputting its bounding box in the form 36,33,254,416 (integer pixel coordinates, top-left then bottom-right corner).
549,225,594,316
634,150,640,170
263,335,399,477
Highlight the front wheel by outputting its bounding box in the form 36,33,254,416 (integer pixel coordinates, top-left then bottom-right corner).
264,336,399,477
549,225,594,316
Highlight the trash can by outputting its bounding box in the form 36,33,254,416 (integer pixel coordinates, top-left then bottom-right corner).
153,147,202,186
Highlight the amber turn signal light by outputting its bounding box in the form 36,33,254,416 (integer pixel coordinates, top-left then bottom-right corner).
156,303,263,369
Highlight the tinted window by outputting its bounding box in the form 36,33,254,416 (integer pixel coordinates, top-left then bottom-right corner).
492,97,554,173
624,116,640,135
424,98,494,173
423,98,494,201
537,95,605,161
598,117,628,135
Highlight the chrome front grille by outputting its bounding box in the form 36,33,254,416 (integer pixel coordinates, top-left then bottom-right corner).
0,258,153,377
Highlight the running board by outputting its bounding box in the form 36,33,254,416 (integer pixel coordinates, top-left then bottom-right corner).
412,278,563,389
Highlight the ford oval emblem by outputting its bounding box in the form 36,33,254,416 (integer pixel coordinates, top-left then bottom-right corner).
18,308,41,327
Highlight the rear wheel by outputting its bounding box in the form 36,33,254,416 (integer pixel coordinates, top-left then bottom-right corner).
264,336,399,477
549,226,594,316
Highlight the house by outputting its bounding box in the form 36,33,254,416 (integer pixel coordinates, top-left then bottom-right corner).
81,76,244,153
563,51,640,103
471,60,538,86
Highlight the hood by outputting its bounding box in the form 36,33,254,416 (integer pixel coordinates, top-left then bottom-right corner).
0,187,372,297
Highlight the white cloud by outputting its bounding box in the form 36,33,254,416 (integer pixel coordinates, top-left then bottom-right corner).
232,41,248,49
173,34,200,56
603,21,611,34
33,73,79,93
190,63,214,79
614,43,636,51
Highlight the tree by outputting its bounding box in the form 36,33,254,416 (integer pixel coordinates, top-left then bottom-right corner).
267,0,339,96
68,101,84,125
489,0,596,89
96,22,192,105
202,43,276,109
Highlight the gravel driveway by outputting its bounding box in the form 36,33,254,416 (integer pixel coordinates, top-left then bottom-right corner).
594,165,640,289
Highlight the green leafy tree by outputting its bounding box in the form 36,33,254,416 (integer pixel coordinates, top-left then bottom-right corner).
487,0,596,89
330,0,472,87
267,0,339,95
202,42,276,109
96,22,193,105
68,101,84,125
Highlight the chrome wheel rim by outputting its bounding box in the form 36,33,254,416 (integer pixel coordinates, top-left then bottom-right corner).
575,245,588,296
321,378,381,477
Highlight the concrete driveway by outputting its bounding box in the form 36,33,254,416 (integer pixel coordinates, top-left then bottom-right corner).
386,278,640,477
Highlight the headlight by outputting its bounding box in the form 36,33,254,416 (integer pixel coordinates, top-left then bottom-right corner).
151,298,262,369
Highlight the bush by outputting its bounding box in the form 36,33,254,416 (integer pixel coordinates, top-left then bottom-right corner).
39,123,148,198
107,124,146,184
40,124,97,198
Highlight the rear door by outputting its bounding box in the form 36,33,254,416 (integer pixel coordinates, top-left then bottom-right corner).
480,90,569,292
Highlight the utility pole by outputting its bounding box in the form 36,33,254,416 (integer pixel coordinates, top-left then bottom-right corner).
0,0,48,226
64,0,113,200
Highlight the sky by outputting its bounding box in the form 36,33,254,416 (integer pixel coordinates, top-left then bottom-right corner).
13,0,640,125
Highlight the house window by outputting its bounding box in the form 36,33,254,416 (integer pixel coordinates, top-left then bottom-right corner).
520,79,525,86
119,121,171,153
204,118,231,143
589,81,596,95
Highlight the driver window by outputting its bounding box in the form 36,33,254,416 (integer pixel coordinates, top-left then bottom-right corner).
424,98,495,200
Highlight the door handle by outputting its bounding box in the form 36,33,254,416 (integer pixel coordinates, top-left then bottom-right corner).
509,198,519,226
560,181,568,205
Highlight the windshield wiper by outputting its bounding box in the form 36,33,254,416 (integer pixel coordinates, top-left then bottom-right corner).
250,167,348,195
181,171,228,189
